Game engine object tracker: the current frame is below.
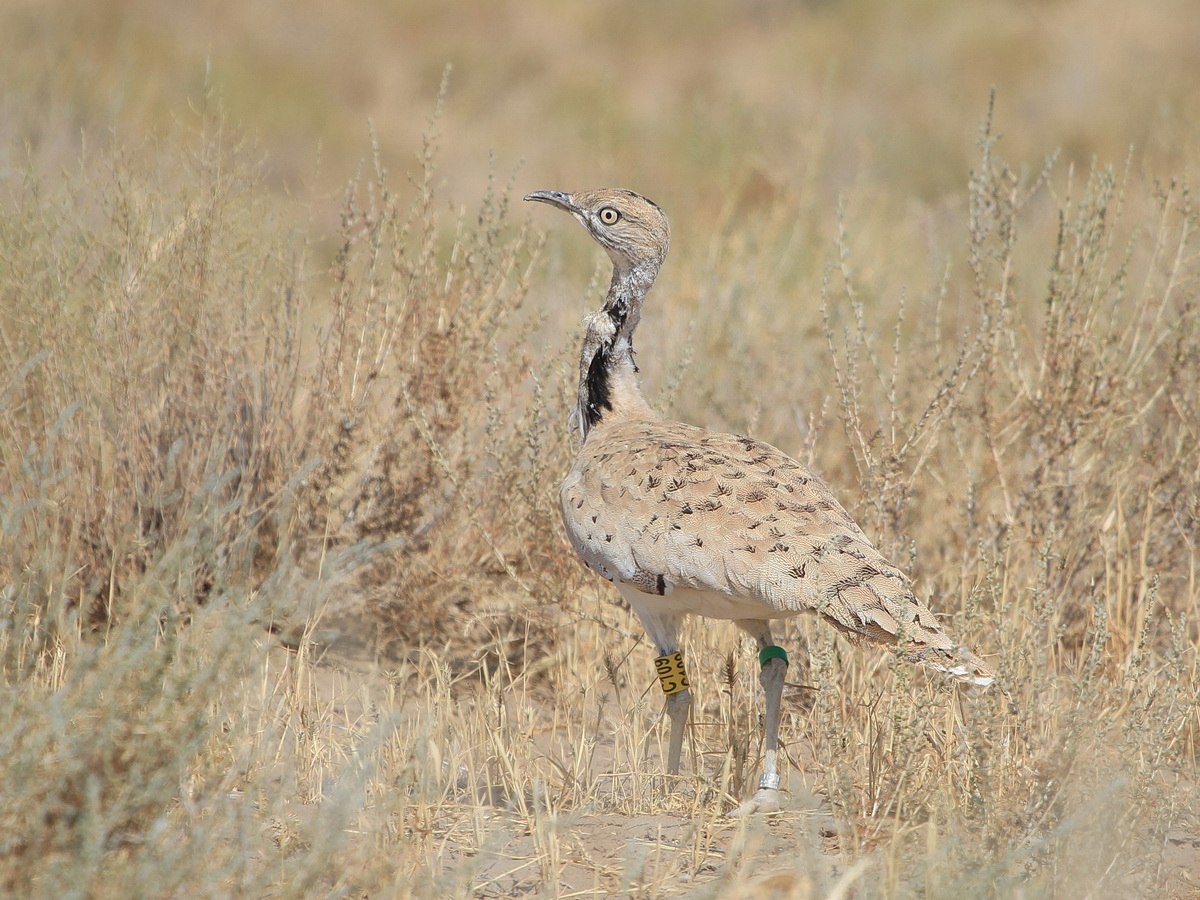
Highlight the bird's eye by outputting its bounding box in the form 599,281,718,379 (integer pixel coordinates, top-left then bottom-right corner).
598,207,621,226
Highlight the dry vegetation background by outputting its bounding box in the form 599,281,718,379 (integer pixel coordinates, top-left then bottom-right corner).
3,0,1200,896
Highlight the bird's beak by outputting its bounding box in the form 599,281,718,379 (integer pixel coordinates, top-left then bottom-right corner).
524,190,578,213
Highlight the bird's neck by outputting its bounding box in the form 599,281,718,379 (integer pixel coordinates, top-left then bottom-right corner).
576,261,660,440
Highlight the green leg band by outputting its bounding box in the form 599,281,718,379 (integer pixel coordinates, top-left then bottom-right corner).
759,645,789,667
654,651,691,696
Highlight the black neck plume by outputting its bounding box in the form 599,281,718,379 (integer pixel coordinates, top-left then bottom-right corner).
575,260,656,440
583,342,613,429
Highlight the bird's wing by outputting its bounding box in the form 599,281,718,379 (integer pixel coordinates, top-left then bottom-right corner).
561,418,990,682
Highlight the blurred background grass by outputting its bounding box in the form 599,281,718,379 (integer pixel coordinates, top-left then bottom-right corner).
6,0,1199,210
7,0,1197,408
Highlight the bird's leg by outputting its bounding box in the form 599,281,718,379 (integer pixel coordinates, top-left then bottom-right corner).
624,599,691,779
730,621,789,815
757,644,788,794
654,650,692,774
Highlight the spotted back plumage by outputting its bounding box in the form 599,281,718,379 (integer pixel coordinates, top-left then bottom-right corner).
562,417,989,681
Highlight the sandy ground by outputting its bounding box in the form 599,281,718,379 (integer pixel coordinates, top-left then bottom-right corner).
278,614,1200,898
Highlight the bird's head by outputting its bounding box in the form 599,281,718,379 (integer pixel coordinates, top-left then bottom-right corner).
524,188,670,277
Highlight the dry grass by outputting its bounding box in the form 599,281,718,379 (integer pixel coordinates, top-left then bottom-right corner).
3,2,1200,897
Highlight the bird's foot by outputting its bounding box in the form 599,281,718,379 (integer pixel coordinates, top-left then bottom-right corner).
726,777,783,818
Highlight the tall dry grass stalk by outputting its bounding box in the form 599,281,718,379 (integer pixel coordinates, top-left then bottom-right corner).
0,95,573,895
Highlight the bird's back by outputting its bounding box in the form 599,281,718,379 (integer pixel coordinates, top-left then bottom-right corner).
561,415,990,681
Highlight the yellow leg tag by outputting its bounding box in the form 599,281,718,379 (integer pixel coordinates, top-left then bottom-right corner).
654,651,690,696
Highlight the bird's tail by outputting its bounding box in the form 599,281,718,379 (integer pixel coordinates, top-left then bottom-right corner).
820,581,995,687
905,643,994,687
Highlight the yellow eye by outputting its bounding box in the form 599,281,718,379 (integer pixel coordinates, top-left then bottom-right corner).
599,207,621,226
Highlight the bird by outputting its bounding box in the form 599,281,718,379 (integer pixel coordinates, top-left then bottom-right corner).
525,187,993,814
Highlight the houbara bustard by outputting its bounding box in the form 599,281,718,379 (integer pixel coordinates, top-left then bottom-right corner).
526,187,992,813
